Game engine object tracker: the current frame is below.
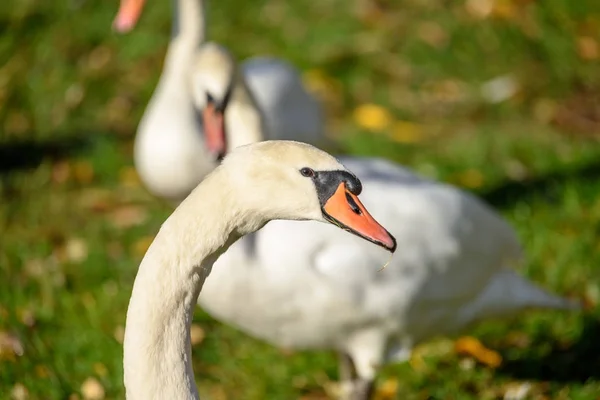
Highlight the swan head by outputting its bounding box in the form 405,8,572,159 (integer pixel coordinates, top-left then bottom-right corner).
189,42,238,161
220,141,397,252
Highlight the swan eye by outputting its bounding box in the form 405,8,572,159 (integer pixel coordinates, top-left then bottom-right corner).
300,167,315,178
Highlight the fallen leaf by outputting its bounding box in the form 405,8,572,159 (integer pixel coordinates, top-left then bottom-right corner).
454,336,502,368
11,383,28,400
353,104,393,132
108,205,148,229
374,377,399,400
190,324,205,346
81,377,105,400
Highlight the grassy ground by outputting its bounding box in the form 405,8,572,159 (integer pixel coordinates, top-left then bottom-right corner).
1,0,600,398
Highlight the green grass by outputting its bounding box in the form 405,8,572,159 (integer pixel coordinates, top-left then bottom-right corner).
1,0,600,398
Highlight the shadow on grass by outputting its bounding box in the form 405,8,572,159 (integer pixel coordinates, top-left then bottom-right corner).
479,157,600,209
498,315,600,383
0,134,92,175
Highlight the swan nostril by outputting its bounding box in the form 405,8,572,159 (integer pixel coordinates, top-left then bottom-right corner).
345,192,362,215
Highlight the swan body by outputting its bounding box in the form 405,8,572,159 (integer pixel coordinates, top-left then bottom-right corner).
123,141,396,400
115,0,324,202
198,156,578,396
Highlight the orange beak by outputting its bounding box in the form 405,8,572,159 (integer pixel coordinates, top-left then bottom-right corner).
323,183,396,252
113,0,147,33
203,103,227,159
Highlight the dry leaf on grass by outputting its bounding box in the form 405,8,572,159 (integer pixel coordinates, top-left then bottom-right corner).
353,104,393,132
454,336,502,368
374,377,399,400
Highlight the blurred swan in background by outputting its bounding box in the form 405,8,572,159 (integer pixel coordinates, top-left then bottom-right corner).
114,0,324,202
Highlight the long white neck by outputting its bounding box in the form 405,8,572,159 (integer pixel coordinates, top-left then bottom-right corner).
163,0,206,73
225,74,267,151
123,168,264,400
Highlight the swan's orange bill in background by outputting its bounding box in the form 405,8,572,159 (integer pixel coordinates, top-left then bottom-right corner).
323,183,396,252
113,0,147,33
203,104,226,159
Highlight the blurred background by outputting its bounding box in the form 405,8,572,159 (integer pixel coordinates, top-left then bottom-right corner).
1,0,600,398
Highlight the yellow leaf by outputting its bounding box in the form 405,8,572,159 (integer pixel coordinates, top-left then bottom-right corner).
353,104,392,132
374,377,399,400
389,120,424,143
454,336,502,368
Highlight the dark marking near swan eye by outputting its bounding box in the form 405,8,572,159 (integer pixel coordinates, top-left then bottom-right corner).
300,167,315,178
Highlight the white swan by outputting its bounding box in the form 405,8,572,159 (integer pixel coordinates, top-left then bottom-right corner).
113,0,324,201
198,156,579,399
123,141,396,400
